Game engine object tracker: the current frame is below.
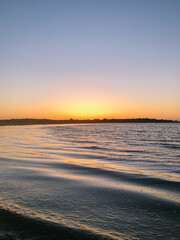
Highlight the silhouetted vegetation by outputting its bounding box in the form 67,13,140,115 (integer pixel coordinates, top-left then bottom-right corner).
0,118,179,126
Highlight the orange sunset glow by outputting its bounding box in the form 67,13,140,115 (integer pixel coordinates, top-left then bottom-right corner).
0,2,180,240
0,1,179,121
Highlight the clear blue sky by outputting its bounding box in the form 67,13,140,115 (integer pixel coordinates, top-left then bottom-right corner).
0,0,180,120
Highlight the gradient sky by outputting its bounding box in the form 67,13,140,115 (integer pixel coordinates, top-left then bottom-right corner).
0,0,180,120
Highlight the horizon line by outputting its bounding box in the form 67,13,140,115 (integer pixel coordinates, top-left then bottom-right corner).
0,118,179,127
0,117,179,121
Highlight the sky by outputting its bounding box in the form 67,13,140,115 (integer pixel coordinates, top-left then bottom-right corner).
0,0,180,120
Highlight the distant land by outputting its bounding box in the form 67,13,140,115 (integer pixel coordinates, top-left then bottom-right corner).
0,118,179,126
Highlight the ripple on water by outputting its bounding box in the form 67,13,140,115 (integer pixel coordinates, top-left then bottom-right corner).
0,123,180,240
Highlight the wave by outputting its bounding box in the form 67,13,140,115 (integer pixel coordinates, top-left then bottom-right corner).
0,123,180,240
160,143,180,149
0,207,111,240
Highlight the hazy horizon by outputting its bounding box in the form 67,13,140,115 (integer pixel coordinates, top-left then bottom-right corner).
1,0,180,120
0,117,179,122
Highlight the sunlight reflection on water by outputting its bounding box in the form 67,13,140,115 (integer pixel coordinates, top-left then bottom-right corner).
0,123,180,240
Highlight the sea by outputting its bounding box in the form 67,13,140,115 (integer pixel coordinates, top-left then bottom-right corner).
0,123,179,240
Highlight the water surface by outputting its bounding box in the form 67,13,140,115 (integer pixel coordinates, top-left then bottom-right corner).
0,123,179,239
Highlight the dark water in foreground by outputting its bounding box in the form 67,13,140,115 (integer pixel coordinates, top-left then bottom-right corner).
0,123,179,240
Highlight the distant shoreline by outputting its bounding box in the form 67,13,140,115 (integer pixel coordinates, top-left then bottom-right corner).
0,118,179,126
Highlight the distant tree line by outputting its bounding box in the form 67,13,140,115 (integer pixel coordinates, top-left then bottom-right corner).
0,118,179,126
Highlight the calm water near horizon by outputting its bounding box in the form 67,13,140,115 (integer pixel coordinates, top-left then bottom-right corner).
0,123,179,240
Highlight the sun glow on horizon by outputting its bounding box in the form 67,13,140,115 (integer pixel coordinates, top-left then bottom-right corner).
58,100,116,120
0,1,180,121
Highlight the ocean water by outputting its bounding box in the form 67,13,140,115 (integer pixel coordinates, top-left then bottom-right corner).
0,123,179,240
